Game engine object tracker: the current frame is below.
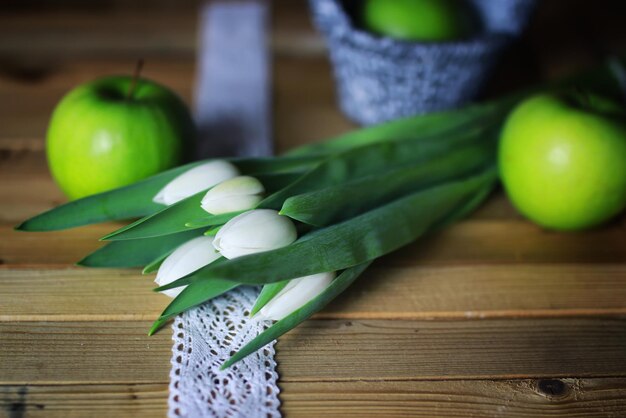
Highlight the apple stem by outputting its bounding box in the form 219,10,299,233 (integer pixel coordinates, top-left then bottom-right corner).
127,59,144,100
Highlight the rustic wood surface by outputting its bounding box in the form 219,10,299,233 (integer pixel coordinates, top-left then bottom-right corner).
1,1,625,417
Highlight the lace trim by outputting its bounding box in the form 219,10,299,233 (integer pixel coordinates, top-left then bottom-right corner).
168,287,281,418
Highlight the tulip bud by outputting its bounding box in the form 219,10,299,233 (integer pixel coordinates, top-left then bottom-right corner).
213,209,297,259
201,176,265,215
153,160,240,206
155,236,221,298
255,272,335,321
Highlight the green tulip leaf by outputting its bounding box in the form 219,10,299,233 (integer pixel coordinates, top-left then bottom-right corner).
77,228,202,268
16,162,202,232
286,96,514,157
250,280,291,317
101,191,230,241
260,122,497,210
149,277,238,335
203,226,222,236
142,253,169,275
281,140,496,226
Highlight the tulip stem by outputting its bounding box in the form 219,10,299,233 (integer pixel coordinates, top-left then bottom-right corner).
127,58,144,100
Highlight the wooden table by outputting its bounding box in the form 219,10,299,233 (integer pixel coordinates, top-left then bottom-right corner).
1,1,625,417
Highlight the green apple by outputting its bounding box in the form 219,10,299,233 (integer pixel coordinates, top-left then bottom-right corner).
499,91,626,230
47,76,195,200
361,0,477,42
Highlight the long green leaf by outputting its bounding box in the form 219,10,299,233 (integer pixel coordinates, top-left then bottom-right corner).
280,141,496,226
77,229,202,268
101,191,235,241
220,262,371,369
260,122,497,210
148,277,238,335
203,226,222,236
234,155,324,174
157,167,495,290
16,162,202,232
286,96,514,156
250,280,290,317
142,253,169,274
16,156,321,233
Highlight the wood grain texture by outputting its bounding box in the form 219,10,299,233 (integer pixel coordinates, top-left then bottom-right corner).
0,0,322,58
2,225,112,266
0,60,195,147
3,217,624,266
2,378,626,418
0,55,345,163
395,220,626,266
0,384,168,418
3,264,626,322
280,378,626,418
1,321,171,384
3,318,626,386
276,318,626,381
321,264,626,319
0,269,163,321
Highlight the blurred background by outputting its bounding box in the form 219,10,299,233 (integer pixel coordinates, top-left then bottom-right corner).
1,0,625,154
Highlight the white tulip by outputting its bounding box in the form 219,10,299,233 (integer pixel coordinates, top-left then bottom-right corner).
255,272,335,321
155,236,221,298
153,160,240,206
213,209,297,259
201,176,265,215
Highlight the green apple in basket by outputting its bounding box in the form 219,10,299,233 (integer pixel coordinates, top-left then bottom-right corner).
362,0,478,41
46,69,195,200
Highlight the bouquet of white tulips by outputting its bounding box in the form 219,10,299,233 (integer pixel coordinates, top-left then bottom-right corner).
17,61,623,368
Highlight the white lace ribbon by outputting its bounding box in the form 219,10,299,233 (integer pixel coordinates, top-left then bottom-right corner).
168,1,278,416
168,287,281,418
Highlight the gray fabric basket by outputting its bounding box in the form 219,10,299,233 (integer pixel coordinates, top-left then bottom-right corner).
309,0,536,125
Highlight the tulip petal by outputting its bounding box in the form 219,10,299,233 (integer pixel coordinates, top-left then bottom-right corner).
256,272,335,321
153,160,240,206
155,236,222,298
200,175,265,215
213,209,297,259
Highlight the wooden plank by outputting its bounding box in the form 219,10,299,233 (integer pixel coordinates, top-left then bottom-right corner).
280,378,626,418
276,318,626,381
0,148,520,222
0,59,196,145
2,264,626,322
0,269,165,321
0,55,342,155
0,9,198,58
321,264,626,319
273,55,354,152
3,318,626,385
395,219,626,265
3,215,624,266
0,0,322,59
0,322,171,384
1,225,114,267
2,378,626,417
0,152,64,223
0,384,168,418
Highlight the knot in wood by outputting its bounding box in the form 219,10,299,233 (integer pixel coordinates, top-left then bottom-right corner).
537,379,569,398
